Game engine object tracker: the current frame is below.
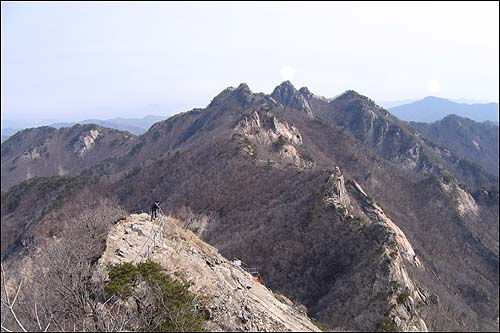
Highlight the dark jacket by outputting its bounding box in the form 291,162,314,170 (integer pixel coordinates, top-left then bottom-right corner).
151,202,160,212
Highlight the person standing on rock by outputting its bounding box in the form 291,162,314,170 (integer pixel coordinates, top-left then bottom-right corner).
150,200,161,221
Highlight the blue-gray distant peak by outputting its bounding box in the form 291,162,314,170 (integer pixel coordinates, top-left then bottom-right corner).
389,97,499,123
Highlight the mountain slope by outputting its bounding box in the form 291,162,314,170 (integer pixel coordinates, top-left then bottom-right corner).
103,83,497,331
1,128,19,143
1,82,498,332
409,115,499,176
389,96,499,123
99,213,321,332
0,124,136,190
302,87,497,190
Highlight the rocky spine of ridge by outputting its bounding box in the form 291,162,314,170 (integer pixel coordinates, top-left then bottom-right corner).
99,213,321,332
319,167,429,331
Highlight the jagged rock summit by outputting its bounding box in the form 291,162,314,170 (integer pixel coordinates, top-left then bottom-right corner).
99,213,321,332
271,81,314,117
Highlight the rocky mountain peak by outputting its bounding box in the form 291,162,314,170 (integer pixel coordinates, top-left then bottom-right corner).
332,90,384,109
209,83,256,108
271,81,313,117
271,81,299,101
335,89,364,100
298,87,313,100
236,82,252,92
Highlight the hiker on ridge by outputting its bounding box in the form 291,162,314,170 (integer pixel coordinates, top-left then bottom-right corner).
151,200,161,221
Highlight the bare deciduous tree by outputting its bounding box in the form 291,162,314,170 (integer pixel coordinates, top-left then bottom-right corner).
1,263,51,332
2,197,132,332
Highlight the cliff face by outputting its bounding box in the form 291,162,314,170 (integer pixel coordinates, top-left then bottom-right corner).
99,213,321,332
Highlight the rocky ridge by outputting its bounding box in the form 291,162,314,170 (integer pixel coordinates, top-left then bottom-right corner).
319,168,429,331
2,81,498,332
99,213,321,332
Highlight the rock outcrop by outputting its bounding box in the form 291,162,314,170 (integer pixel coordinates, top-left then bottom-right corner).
99,213,320,332
271,81,313,118
235,110,302,146
234,110,314,169
210,83,256,108
73,129,100,156
440,181,479,219
323,166,351,216
345,180,428,331
349,180,422,268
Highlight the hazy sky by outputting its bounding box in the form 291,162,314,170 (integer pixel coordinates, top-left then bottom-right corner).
1,1,499,127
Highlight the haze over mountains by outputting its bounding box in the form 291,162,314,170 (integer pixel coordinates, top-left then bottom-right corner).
2,96,497,144
50,115,167,135
2,81,498,332
1,115,167,143
379,97,496,109
389,96,499,123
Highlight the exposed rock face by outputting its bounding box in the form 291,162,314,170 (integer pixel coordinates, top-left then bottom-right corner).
99,213,320,332
74,129,100,156
1,124,135,190
349,180,422,267
235,110,302,146
309,168,430,331
323,166,351,215
20,148,42,160
271,81,313,118
385,254,429,332
234,110,313,168
340,180,428,331
440,181,479,219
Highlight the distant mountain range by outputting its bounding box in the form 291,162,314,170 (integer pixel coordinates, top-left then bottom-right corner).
388,96,499,123
1,115,167,142
3,97,497,143
379,97,495,109
50,115,167,134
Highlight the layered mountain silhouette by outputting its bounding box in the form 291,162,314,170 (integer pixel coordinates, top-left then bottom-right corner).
409,115,499,177
1,115,167,143
1,82,498,331
389,96,499,123
50,114,167,135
